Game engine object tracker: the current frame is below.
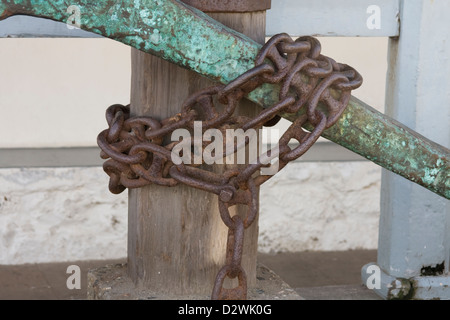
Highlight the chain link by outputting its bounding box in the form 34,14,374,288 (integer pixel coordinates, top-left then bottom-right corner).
97,33,363,300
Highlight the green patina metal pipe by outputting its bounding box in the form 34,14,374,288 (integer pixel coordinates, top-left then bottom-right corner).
0,0,448,199
284,97,449,200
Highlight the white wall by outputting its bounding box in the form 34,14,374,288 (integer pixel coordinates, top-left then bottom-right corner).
0,37,388,264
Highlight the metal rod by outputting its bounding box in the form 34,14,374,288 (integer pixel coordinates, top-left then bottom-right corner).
0,0,448,199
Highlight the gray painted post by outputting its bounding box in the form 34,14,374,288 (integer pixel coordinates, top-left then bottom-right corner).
362,0,450,300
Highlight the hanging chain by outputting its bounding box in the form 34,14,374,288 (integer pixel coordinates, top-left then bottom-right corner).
97,33,363,300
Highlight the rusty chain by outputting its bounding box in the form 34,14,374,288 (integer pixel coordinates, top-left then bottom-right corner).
97,33,362,300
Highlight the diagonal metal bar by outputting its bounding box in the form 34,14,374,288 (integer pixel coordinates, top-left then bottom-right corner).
0,0,448,199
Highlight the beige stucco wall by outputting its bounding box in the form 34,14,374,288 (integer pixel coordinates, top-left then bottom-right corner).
0,37,387,147
0,38,131,148
0,37,388,264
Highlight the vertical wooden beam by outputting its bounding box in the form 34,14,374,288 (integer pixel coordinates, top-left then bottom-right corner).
128,8,266,296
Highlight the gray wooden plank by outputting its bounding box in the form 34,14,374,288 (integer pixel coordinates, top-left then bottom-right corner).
266,0,400,37
0,143,366,168
0,147,104,168
0,1,400,38
0,15,101,38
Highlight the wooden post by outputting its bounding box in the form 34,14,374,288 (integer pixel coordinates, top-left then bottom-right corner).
128,7,268,296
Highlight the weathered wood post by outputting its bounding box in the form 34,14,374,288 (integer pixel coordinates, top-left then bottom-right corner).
127,0,271,297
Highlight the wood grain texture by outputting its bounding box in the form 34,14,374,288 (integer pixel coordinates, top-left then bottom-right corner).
128,12,266,295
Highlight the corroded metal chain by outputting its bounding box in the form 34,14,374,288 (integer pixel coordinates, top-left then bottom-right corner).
97,33,362,300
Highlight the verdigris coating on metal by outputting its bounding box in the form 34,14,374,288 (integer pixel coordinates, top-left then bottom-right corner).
0,0,449,200
283,96,449,200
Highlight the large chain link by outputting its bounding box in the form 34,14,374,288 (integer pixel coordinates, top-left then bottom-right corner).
97,33,362,300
